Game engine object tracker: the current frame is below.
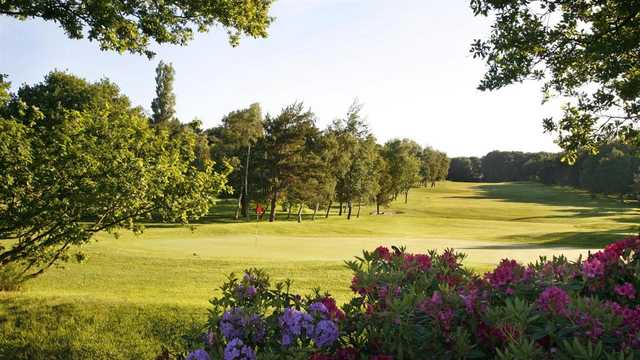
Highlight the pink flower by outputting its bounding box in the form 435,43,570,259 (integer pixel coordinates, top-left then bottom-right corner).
414,254,432,271
485,259,524,288
374,246,392,261
350,276,367,296
582,257,605,278
321,297,345,320
441,249,459,269
537,286,570,316
614,283,636,299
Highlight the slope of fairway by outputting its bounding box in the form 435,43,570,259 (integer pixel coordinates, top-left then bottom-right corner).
1,182,637,359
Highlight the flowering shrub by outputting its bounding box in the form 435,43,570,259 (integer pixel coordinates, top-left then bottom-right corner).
181,237,640,359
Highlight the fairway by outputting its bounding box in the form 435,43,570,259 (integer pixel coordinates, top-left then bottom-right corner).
1,181,638,359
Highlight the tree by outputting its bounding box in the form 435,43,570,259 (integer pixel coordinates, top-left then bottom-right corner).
579,144,639,199
259,103,321,222
471,0,640,162
374,145,395,215
1,0,275,58
0,72,229,279
151,61,177,126
448,157,475,182
331,102,379,219
383,139,421,203
422,147,450,187
215,104,264,219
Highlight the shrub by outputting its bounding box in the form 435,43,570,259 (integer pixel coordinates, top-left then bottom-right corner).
181,237,640,359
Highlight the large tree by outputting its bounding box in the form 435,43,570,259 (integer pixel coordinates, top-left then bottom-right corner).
471,0,640,162
259,103,321,222
1,0,275,57
151,61,177,126
0,72,229,279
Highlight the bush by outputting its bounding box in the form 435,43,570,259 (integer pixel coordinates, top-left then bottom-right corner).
180,237,640,359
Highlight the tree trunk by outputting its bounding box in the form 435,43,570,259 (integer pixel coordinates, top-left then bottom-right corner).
312,202,319,220
338,202,343,216
297,203,303,223
287,202,292,220
376,201,380,215
269,192,277,222
347,201,352,220
234,185,244,220
405,191,408,204
325,200,332,218
243,144,251,220
356,202,361,218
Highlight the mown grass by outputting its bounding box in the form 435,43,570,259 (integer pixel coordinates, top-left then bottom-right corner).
1,182,637,359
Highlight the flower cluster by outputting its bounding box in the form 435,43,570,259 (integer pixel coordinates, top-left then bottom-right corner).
180,237,640,359
219,308,265,343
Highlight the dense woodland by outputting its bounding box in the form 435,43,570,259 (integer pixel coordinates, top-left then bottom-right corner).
448,146,640,200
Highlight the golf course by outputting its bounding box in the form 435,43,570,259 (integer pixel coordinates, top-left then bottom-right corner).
1,181,637,359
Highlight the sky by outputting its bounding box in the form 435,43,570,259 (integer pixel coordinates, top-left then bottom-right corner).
0,0,561,157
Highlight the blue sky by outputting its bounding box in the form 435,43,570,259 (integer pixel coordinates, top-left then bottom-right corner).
0,0,560,157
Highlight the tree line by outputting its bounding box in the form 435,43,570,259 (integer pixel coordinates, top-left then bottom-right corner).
448,146,640,200
147,62,451,223
206,100,450,222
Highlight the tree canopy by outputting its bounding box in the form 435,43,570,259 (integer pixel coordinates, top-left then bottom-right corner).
0,0,275,57
0,72,229,278
471,0,640,162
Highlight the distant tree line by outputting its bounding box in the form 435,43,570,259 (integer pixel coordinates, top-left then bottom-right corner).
448,146,640,200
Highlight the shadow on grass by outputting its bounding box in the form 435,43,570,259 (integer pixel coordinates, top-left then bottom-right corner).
448,182,637,219
0,297,201,360
461,227,637,251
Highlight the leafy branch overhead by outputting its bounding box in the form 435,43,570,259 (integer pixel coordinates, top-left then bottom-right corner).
0,0,276,57
470,0,640,162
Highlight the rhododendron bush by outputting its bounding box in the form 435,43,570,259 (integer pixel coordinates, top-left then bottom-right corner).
179,237,640,359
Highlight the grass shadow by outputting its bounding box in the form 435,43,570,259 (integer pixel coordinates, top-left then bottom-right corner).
462,227,636,250
448,182,637,219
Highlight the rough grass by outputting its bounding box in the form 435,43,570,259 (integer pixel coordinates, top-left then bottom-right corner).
1,182,637,359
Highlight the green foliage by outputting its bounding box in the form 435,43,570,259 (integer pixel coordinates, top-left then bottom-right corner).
448,157,480,182
330,101,380,218
0,71,229,278
421,147,450,186
470,0,640,161
0,0,275,57
258,103,326,221
151,61,178,126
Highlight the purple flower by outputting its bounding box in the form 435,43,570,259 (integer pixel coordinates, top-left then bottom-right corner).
223,339,256,360
582,258,605,278
279,308,314,346
309,302,329,317
312,320,339,348
537,286,570,316
219,308,265,343
614,282,636,299
186,349,211,360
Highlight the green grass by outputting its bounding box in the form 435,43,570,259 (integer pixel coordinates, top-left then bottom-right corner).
1,182,637,359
